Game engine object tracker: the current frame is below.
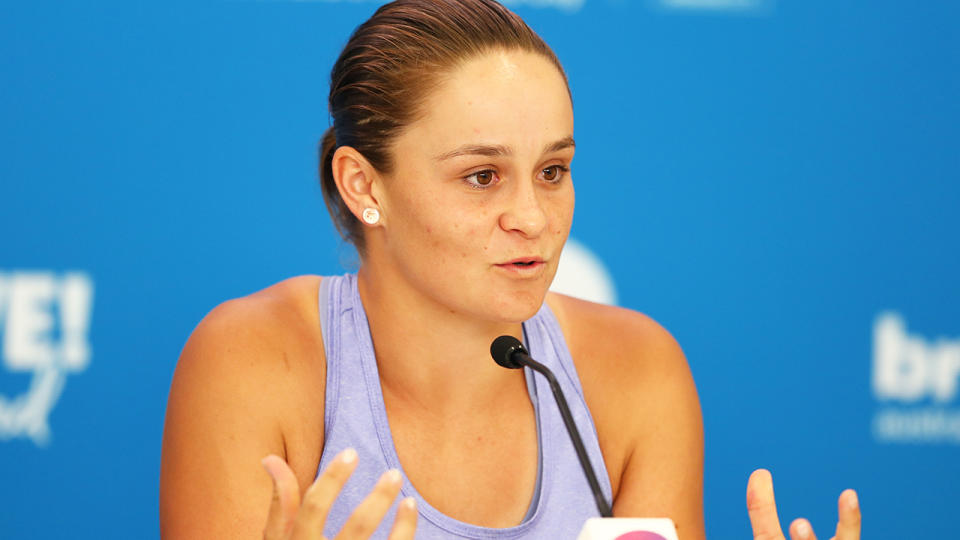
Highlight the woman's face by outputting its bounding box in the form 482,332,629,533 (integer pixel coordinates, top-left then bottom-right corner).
372,49,575,323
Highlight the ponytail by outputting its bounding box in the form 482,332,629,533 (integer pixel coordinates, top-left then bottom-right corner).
318,127,364,251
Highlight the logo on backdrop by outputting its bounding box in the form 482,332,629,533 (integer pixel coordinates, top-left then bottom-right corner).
501,0,584,10
654,0,773,13
300,0,585,11
550,238,618,305
0,271,93,446
871,311,960,444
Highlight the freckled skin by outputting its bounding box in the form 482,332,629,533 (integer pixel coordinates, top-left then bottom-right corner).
367,50,575,324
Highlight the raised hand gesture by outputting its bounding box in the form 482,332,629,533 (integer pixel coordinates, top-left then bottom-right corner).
747,469,860,540
261,449,418,540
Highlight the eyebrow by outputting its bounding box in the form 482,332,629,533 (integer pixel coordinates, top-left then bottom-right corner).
432,136,575,162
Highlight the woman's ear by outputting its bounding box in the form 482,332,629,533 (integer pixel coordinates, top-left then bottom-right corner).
330,146,384,226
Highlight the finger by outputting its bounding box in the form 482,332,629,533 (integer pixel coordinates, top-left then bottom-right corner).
387,497,418,540
746,469,786,540
291,448,359,539
262,455,302,540
335,469,403,539
833,489,861,540
788,518,817,540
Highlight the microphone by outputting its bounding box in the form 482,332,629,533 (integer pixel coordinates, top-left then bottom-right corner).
490,335,613,518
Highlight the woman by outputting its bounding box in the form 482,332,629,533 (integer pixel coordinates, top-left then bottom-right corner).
159,1,860,539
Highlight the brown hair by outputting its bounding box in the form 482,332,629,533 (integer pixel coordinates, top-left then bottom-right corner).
319,0,569,253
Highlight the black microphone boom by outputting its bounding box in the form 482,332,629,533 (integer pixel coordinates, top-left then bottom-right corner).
489,335,614,518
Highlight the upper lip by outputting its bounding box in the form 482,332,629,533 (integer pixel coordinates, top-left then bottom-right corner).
498,257,545,265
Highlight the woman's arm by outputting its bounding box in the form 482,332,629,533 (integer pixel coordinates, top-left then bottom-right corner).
606,316,704,538
550,295,706,540
553,294,861,540
160,280,326,538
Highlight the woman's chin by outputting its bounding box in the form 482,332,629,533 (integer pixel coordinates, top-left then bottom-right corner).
485,290,548,323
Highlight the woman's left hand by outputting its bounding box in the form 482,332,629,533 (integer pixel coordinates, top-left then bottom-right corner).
746,469,861,540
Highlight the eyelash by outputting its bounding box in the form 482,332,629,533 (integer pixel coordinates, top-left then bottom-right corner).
462,165,570,190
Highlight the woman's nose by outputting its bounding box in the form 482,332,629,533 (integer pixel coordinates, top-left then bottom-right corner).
498,180,547,238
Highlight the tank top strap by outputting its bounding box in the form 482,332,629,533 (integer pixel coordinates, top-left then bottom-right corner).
317,275,338,432
525,302,596,424
524,302,614,509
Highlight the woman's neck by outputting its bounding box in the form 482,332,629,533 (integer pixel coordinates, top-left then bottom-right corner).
356,264,528,415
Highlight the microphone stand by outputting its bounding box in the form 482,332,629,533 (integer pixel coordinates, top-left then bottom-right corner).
491,334,613,518
514,352,614,518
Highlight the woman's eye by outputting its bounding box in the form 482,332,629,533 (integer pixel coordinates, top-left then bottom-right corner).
464,169,498,189
541,165,569,183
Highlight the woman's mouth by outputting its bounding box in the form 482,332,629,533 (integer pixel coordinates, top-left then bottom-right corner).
495,258,546,276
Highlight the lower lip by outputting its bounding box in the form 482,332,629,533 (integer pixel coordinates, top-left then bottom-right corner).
494,262,546,277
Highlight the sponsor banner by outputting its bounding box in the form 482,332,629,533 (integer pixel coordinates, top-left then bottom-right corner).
873,312,960,444
0,272,93,445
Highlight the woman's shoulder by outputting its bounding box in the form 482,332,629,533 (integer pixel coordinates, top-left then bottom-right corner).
544,291,689,383
172,272,328,413
175,274,328,429
200,275,324,339
543,291,697,429
161,277,330,536
543,292,703,509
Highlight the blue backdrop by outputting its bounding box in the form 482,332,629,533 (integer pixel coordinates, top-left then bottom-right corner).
2,1,958,538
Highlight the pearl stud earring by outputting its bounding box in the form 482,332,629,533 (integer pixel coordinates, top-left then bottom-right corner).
362,208,380,225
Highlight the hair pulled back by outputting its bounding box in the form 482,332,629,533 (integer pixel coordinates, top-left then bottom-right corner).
319,0,569,253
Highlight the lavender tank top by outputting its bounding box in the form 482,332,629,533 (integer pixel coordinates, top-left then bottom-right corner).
315,273,613,539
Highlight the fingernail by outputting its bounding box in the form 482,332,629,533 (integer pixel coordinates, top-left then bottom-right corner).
381,468,402,485
260,456,277,480
402,497,416,510
795,520,811,538
339,448,357,464
848,490,859,509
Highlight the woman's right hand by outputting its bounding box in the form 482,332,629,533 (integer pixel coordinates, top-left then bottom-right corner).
261,448,418,540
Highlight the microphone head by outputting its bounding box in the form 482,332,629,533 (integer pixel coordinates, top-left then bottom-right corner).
490,335,526,369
